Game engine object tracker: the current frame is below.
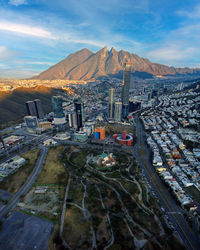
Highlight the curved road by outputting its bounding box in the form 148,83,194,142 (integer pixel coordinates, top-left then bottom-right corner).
133,115,200,250
0,145,48,221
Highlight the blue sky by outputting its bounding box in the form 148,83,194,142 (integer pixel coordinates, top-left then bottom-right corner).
0,0,200,78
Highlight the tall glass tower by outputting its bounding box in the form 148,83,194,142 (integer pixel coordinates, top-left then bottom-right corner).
121,62,131,118
52,96,64,118
34,99,44,119
114,102,122,122
26,101,37,117
108,88,115,120
74,97,85,129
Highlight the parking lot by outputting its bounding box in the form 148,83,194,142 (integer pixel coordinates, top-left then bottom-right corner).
0,212,54,250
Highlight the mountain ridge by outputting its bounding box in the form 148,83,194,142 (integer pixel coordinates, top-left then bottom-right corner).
35,47,200,80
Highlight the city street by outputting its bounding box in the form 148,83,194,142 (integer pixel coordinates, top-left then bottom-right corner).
133,115,200,250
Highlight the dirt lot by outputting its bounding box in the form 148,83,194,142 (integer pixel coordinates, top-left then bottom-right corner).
36,146,68,185
20,185,64,222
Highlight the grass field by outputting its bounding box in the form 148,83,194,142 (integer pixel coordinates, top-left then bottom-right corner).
63,206,91,249
36,146,68,185
70,150,87,168
0,148,40,194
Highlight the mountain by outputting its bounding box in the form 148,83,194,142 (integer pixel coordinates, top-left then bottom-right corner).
36,47,200,80
36,48,93,80
0,86,73,128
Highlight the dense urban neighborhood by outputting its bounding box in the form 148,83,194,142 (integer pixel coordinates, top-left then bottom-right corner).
0,63,200,250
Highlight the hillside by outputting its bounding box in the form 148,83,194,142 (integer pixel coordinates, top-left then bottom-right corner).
0,86,73,128
36,47,200,80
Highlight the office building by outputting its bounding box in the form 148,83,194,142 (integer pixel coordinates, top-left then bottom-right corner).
26,101,37,117
26,99,44,119
83,125,94,136
74,97,85,129
114,102,122,122
94,127,105,140
34,99,44,119
68,112,78,129
108,88,115,120
177,82,184,91
52,96,66,125
74,131,88,143
24,116,38,129
121,62,131,118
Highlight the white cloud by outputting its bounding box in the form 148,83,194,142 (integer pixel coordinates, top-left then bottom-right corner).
177,4,200,19
8,0,27,6
146,46,197,65
26,61,54,66
0,21,56,39
0,46,18,61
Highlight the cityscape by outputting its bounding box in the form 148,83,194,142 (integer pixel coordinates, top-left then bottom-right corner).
0,0,200,250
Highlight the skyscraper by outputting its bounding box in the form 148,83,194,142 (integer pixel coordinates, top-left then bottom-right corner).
114,102,122,122
74,97,85,129
52,96,64,118
108,88,115,120
121,62,131,118
68,112,78,130
52,96,66,125
34,99,44,119
26,101,37,117
26,99,44,119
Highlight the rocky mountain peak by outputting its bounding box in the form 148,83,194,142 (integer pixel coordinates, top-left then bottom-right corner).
35,47,200,80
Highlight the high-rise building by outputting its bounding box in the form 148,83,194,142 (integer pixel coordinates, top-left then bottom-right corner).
114,102,122,122
68,112,78,129
52,96,66,125
34,99,44,119
74,97,85,129
52,96,64,118
121,62,131,118
26,101,37,117
26,99,44,119
108,88,115,120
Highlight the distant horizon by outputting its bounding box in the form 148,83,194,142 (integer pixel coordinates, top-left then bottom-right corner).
0,0,200,78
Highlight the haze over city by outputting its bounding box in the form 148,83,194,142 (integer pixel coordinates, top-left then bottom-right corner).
0,0,200,78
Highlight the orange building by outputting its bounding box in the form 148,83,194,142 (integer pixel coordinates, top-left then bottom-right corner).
94,127,105,140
